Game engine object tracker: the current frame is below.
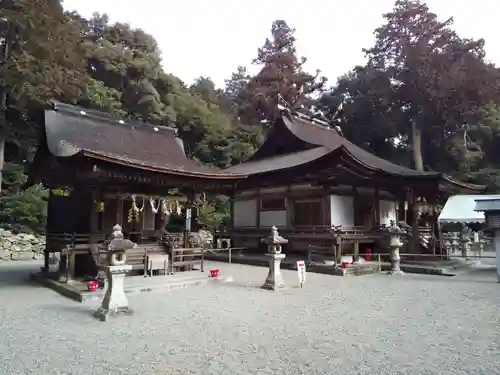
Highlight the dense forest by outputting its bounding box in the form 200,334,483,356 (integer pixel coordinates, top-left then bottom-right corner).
1,0,500,234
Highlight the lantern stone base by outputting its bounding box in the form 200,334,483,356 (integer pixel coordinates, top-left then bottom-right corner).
261,253,286,291
388,247,404,276
388,269,405,276
94,264,132,321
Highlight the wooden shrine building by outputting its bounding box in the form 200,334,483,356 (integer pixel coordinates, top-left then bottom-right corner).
27,101,486,280
27,102,245,281
222,107,486,257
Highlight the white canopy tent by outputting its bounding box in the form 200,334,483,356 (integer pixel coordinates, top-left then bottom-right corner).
438,195,500,225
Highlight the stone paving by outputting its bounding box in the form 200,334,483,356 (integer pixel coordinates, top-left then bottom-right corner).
0,260,499,375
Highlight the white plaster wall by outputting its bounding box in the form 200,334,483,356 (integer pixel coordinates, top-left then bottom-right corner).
330,195,354,226
379,200,397,226
260,210,287,227
233,199,257,227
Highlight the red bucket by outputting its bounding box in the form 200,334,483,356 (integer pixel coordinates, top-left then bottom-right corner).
209,269,220,278
87,281,99,292
342,262,349,269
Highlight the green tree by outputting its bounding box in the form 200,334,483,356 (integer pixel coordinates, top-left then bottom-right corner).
239,20,327,124
0,163,47,233
449,103,500,191
363,0,500,171
319,65,409,165
322,0,500,176
0,0,89,233
80,13,176,124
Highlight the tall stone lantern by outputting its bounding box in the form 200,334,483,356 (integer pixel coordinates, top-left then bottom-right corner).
261,226,288,291
450,233,460,255
95,224,136,321
459,223,472,259
387,220,405,275
474,198,500,282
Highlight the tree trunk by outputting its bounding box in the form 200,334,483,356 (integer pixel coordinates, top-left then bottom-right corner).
0,20,14,195
0,137,4,194
412,119,424,172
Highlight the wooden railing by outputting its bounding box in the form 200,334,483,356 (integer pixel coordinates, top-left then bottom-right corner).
170,247,204,275
216,225,383,239
46,232,107,250
307,244,338,265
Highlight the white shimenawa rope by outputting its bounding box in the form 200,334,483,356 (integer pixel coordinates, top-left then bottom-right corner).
150,197,160,214
131,194,145,212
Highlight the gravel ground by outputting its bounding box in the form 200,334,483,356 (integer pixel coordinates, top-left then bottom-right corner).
0,260,499,375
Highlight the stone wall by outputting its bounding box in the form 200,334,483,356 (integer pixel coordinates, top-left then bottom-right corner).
0,228,45,261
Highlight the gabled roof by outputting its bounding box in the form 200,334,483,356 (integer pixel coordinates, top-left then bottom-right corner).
40,102,244,179
226,111,486,193
225,146,331,175
438,195,500,224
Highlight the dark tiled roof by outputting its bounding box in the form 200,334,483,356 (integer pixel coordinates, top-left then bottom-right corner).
44,102,243,178
281,115,439,177
226,112,485,192
227,146,331,174
227,113,439,178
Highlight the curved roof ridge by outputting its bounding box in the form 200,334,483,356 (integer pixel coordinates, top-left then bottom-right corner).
281,113,439,177
52,101,178,136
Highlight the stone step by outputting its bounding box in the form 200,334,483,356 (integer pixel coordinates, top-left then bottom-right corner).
31,271,222,303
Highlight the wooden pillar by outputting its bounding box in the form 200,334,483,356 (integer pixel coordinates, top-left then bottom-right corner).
429,195,440,256
89,189,99,245
322,188,331,227
229,192,235,230
58,251,68,282
374,187,381,229
116,194,123,227
407,188,419,253
183,190,195,248
352,186,359,226
88,188,101,279
286,186,294,229
42,251,49,275
353,240,360,263
66,249,76,282
256,189,261,228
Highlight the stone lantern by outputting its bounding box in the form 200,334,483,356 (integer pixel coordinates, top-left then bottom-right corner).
387,220,404,275
442,237,452,257
95,224,136,321
459,223,472,259
261,226,288,290
474,198,500,282
450,233,460,255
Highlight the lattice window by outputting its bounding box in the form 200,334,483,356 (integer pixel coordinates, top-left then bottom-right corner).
294,200,322,226
260,198,287,211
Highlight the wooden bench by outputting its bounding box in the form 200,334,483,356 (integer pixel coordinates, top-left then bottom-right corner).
307,244,338,266
170,247,204,275
146,254,169,277
126,244,168,275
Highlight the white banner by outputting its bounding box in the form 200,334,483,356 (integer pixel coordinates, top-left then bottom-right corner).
297,260,306,287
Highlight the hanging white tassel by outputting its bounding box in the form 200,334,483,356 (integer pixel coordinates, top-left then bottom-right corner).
131,194,138,212
150,197,160,214
176,200,182,215
161,200,170,216
132,194,145,212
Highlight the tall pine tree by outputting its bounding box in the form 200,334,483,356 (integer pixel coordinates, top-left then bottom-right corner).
239,20,326,124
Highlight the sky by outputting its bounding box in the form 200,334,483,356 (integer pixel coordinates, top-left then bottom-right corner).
62,0,500,89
